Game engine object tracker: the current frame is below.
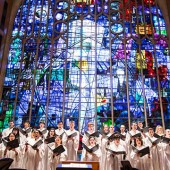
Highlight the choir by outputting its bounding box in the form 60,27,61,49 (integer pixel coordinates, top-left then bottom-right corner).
0,120,170,170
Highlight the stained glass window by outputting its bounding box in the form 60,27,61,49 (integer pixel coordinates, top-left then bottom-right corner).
1,0,170,132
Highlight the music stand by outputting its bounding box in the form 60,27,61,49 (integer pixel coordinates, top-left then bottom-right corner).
0,158,13,170
121,160,138,170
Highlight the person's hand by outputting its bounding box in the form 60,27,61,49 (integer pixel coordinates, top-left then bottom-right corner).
137,153,141,157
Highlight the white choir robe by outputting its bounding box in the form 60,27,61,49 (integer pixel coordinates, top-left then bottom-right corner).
38,128,48,139
24,137,45,170
19,127,32,144
144,136,161,170
0,143,5,158
48,144,67,170
157,142,170,170
106,142,126,170
65,129,79,161
55,128,67,146
164,144,170,170
38,128,48,170
81,145,101,162
2,127,13,138
130,145,153,170
3,145,21,168
100,136,109,170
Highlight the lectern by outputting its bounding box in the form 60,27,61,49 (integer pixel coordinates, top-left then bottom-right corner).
57,163,92,170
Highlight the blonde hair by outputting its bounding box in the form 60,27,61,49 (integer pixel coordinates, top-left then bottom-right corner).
155,125,164,135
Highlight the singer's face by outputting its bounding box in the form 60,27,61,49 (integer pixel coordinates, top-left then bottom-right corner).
39,123,45,129
131,123,137,130
103,125,109,132
9,122,14,128
55,136,62,145
136,138,142,146
9,133,15,141
50,130,55,136
24,123,30,128
69,122,75,129
148,129,154,137
114,138,120,146
88,125,94,131
89,137,96,145
58,122,63,129
166,130,170,138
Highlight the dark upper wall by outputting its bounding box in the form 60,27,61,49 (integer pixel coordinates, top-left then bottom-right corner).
0,0,13,84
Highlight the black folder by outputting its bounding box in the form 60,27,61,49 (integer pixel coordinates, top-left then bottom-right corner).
49,145,65,155
58,132,65,138
27,140,43,149
148,137,162,145
67,132,77,138
18,127,32,136
132,146,150,157
82,143,99,153
44,137,55,144
40,129,47,135
100,130,109,137
106,148,126,155
3,139,19,149
107,132,126,141
153,133,162,139
85,131,99,138
139,127,149,133
161,136,170,144
129,132,141,138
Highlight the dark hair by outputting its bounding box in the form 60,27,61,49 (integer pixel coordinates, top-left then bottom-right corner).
24,120,30,124
113,134,120,140
12,127,20,138
57,120,63,124
8,132,16,141
46,128,56,138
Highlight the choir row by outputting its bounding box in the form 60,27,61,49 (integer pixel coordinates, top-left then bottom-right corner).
0,120,170,170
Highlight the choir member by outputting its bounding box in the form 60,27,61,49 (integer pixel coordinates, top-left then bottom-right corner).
106,134,126,170
46,128,57,140
3,132,21,168
155,125,164,136
48,135,67,170
100,124,110,170
24,129,44,170
2,120,15,138
144,128,161,170
108,125,114,136
19,120,32,142
120,125,126,136
55,121,67,145
65,120,79,161
137,120,144,130
158,129,170,170
44,128,57,170
81,136,101,162
125,122,141,161
130,137,153,170
38,120,48,138
82,122,101,146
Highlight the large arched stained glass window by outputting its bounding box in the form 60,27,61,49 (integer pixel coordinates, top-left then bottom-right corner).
1,0,170,132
